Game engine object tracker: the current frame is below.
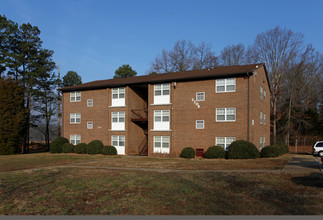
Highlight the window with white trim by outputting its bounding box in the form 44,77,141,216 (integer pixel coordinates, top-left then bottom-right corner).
112,135,125,155
70,113,81,124
260,137,263,149
263,113,266,125
216,137,236,151
87,99,93,107
196,120,204,129
216,108,236,122
263,137,266,148
154,110,170,130
216,78,236,93
196,92,205,101
70,91,81,102
112,87,125,106
154,83,170,104
87,121,93,129
264,90,266,101
260,86,263,99
260,112,263,124
111,112,125,130
153,136,170,154
70,135,81,145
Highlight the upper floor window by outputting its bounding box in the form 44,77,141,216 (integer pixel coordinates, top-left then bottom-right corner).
196,92,205,101
263,113,266,125
216,137,236,151
70,113,81,124
111,112,125,130
112,87,125,106
216,78,236,93
87,121,93,129
87,99,93,107
264,90,266,101
196,120,205,129
70,135,81,145
154,110,170,130
260,112,263,124
70,91,81,102
260,86,263,99
216,108,236,122
154,83,170,104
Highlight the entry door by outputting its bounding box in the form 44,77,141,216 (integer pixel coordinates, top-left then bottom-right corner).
112,135,125,155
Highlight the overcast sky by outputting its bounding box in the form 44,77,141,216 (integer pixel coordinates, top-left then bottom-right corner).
1,0,323,83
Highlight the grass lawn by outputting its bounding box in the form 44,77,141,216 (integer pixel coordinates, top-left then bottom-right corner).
0,153,322,215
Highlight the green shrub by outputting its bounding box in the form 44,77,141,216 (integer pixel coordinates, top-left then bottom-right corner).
180,147,195,159
260,146,281,158
273,143,289,155
227,140,260,159
74,143,87,154
87,140,104,155
204,146,225,159
50,137,69,153
102,145,117,155
62,143,74,153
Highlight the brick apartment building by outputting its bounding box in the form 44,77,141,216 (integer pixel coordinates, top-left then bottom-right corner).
60,63,270,156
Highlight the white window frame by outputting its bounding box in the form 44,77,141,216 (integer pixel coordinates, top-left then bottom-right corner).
87,121,93,129
260,86,263,99
70,91,81,102
260,112,263,124
111,87,125,106
264,90,266,101
70,135,81,145
153,136,170,154
263,137,266,148
196,120,205,129
263,113,266,125
153,110,170,130
70,113,81,124
216,108,236,122
111,112,125,130
260,137,263,149
216,78,236,93
196,92,205,101
154,83,170,104
112,135,125,155
216,137,236,151
87,99,93,107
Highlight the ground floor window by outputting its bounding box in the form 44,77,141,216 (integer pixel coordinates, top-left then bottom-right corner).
70,135,81,145
260,137,263,149
153,136,170,154
216,137,236,151
111,135,125,155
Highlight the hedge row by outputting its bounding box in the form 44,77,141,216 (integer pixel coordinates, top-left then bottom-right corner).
50,138,117,155
260,143,289,158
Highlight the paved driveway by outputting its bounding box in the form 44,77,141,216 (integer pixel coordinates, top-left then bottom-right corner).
281,154,322,174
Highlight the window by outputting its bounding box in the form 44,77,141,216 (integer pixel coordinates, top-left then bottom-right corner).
216,108,236,122
216,137,236,151
260,112,263,124
263,113,266,125
87,99,93,107
260,86,263,99
112,135,125,155
153,136,170,154
154,83,170,104
154,110,170,130
70,113,81,124
196,92,205,101
216,78,236,93
70,91,81,102
264,90,266,101
263,137,266,148
260,137,263,149
196,120,204,129
70,135,81,145
112,87,125,106
87,121,93,129
111,112,125,130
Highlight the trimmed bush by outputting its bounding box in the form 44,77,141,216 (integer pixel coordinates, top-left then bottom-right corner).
62,143,74,153
87,140,104,155
204,146,225,159
50,137,69,153
180,147,195,159
273,143,289,155
227,140,260,159
261,146,281,158
74,143,87,154
102,145,117,155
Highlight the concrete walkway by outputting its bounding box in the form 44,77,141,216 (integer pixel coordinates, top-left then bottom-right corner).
281,154,322,174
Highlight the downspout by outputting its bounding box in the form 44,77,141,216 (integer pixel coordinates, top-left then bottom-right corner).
247,72,250,142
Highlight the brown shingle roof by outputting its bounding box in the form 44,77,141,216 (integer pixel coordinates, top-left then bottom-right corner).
60,63,266,92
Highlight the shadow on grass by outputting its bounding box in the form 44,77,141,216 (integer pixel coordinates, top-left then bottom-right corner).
291,173,323,188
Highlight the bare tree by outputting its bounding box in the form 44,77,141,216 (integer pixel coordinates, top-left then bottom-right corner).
193,41,219,69
219,43,245,66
